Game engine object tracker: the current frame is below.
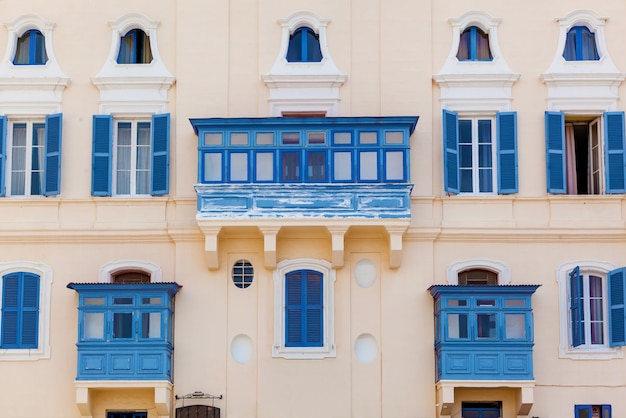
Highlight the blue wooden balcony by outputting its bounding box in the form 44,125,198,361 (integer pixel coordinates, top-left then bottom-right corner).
429,285,539,382
67,282,181,381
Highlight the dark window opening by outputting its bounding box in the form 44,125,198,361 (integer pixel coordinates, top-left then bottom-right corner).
566,118,602,195
117,29,153,64
281,111,327,118
563,26,599,61
462,401,501,418
286,27,322,62
113,271,151,284
458,269,498,285
457,26,492,61
13,29,48,65
108,412,147,418
232,260,254,289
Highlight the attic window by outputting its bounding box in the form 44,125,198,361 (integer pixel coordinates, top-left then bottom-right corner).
458,268,498,285
112,271,151,283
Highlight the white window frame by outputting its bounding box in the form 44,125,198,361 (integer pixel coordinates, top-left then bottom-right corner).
447,259,511,285
6,118,46,197
0,261,52,360
456,115,497,195
273,258,336,359
557,261,623,359
99,260,162,283
112,117,152,197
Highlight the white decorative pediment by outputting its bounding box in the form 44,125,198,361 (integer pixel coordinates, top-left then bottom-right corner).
262,11,347,116
434,11,519,112
91,13,174,114
0,14,70,115
541,10,626,112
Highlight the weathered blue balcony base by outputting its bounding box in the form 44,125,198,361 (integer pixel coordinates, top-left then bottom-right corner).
195,183,413,220
76,344,172,381
436,347,533,380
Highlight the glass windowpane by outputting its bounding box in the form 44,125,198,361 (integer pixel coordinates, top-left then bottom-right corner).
113,313,133,338
385,131,403,144
385,151,404,180
204,153,223,181
359,151,378,180
256,152,274,181
230,153,249,181
231,133,249,145
333,152,352,181
359,132,377,144
84,313,105,339
142,312,161,338
256,132,274,145
477,313,497,338
204,133,222,146
333,132,351,145
448,313,468,339
505,314,526,339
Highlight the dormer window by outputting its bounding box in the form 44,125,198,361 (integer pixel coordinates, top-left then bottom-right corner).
13,29,47,65
456,26,492,61
117,29,152,64
563,26,599,61
286,27,322,63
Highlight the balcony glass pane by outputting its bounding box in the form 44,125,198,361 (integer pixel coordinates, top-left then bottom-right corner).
447,313,468,339
505,314,526,339
256,152,274,181
142,297,161,305
385,131,403,144
230,153,249,181
281,132,300,145
113,297,133,305
113,312,133,338
385,151,404,180
504,299,525,307
333,152,352,181
84,313,104,339
477,299,495,307
333,132,351,145
447,299,467,307
359,151,378,180
308,131,325,144
307,151,326,181
359,132,377,144
231,133,249,145
281,152,300,181
204,153,222,181
142,312,161,338
477,313,496,338
204,133,222,145
84,297,105,305
255,132,274,145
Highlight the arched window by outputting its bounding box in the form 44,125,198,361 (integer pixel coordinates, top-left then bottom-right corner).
117,29,153,64
286,27,322,63
457,26,492,61
458,268,498,285
13,29,47,65
563,26,599,61
112,270,151,284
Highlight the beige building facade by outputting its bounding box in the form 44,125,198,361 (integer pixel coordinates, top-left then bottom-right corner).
0,1,625,418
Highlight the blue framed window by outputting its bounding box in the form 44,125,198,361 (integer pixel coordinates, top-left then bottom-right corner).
461,402,501,418
13,29,47,65
117,29,153,64
232,259,254,289
569,266,626,349
285,270,323,347
457,26,492,61
286,27,322,63
0,114,63,197
575,405,611,418
545,112,625,195
563,26,599,61
443,110,518,194
91,114,170,196
1,272,40,349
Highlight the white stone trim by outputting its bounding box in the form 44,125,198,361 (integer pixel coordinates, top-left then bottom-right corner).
91,13,174,115
262,11,347,116
273,258,336,359
98,260,163,283
0,14,69,115
556,260,623,359
434,11,519,112
0,261,52,361
541,10,625,112
446,259,511,285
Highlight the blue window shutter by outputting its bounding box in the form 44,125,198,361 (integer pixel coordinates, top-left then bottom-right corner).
44,113,62,196
285,271,303,346
151,113,170,196
305,271,323,346
443,109,459,193
575,405,592,418
569,266,583,347
0,116,6,197
545,111,566,194
604,112,626,194
608,267,626,347
1,272,39,348
603,405,612,418
496,112,518,194
91,115,113,196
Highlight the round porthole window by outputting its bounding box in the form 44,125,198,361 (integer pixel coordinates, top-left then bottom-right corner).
232,259,254,289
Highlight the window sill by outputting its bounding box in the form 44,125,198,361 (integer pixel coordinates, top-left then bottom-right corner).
0,346,50,361
272,344,336,360
559,345,623,360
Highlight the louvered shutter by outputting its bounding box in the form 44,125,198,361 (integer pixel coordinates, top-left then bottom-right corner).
151,113,170,195
443,109,459,193
0,116,6,197
604,112,626,194
91,115,113,196
545,111,566,194
305,271,323,347
608,267,626,347
44,113,62,196
285,271,303,346
569,266,583,347
21,273,39,347
603,405,612,418
1,274,19,347
497,111,518,194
